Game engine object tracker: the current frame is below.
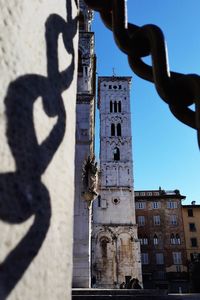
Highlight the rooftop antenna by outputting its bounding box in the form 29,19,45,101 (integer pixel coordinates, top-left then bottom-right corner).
112,67,116,76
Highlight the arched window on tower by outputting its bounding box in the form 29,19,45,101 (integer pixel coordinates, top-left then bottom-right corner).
113,147,120,161
110,101,113,113
114,101,117,113
111,123,115,136
117,123,121,136
118,101,121,112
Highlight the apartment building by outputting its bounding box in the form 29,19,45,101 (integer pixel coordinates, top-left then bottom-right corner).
135,189,188,292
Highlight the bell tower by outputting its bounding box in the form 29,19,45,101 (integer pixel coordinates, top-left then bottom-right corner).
92,76,142,288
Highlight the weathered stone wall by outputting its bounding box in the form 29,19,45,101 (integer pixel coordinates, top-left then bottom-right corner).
72,1,96,288
92,77,142,288
0,1,78,299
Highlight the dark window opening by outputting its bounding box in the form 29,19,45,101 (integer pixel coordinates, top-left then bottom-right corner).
113,198,119,205
118,101,121,112
190,253,200,261
188,209,193,217
117,123,121,136
113,147,120,161
189,223,196,232
114,101,117,112
78,50,83,75
109,85,112,89
111,123,115,136
98,195,101,207
191,238,198,247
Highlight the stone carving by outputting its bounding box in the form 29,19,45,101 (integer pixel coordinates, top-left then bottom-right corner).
82,155,98,206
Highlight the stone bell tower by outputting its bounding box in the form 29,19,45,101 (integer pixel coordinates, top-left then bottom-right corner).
92,76,142,288
72,0,96,288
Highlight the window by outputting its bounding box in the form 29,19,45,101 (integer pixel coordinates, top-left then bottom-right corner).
110,101,113,113
113,198,120,205
141,253,149,264
156,271,165,280
191,238,198,247
78,50,83,75
137,216,145,226
188,208,193,217
153,215,160,225
156,253,164,264
139,236,148,245
143,236,148,245
98,195,101,207
118,101,121,112
170,234,175,245
117,123,121,136
136,202,146,209
189,223,196,232
190,253,200,261
152,201,160,209
153,234,158,245
113,147,120,161
167,201,177,209
170,215,177,225
111,123,115,136
114,101,117,112
173,252,182,264
176,234,181,245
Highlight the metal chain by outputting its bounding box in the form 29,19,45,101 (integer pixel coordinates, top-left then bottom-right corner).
84,0,200,149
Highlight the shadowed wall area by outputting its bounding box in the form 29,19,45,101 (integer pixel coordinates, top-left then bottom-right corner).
0,1,78,299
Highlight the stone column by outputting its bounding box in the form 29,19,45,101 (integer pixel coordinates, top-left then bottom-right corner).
0,1,78,299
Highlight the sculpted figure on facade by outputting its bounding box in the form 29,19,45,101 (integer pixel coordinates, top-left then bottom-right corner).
82,155,98,205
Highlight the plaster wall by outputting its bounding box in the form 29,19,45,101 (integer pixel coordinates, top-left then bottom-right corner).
0,1,78,299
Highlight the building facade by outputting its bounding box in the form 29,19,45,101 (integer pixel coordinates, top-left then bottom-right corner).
182,203,200,292
92,76,142,288
135,189,188,292
182,203,200,262
72,0,96,288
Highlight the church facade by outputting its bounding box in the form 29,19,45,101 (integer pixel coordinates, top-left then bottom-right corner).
92,77,142,288
72,0,96,288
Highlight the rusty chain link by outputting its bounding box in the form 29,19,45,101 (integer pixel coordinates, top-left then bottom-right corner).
84,0,200,149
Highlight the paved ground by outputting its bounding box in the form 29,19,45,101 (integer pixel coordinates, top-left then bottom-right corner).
72,289,200,300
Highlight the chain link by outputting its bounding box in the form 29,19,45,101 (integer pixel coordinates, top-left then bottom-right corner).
84,0,200,148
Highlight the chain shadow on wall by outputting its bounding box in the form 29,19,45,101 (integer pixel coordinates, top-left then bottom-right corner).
0,1,77,298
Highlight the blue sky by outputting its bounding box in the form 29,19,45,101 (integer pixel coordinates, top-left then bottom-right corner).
92,1,200,204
